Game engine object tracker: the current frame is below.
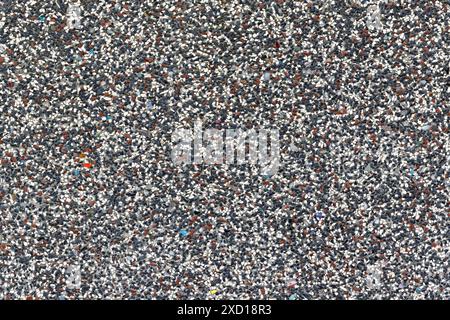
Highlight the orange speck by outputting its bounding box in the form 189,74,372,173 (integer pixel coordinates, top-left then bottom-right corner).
79,153,86,158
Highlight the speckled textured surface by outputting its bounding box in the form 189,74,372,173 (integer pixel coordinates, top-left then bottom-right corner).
0,0,448,300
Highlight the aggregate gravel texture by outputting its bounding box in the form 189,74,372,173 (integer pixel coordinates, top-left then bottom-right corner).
0,0,449,300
